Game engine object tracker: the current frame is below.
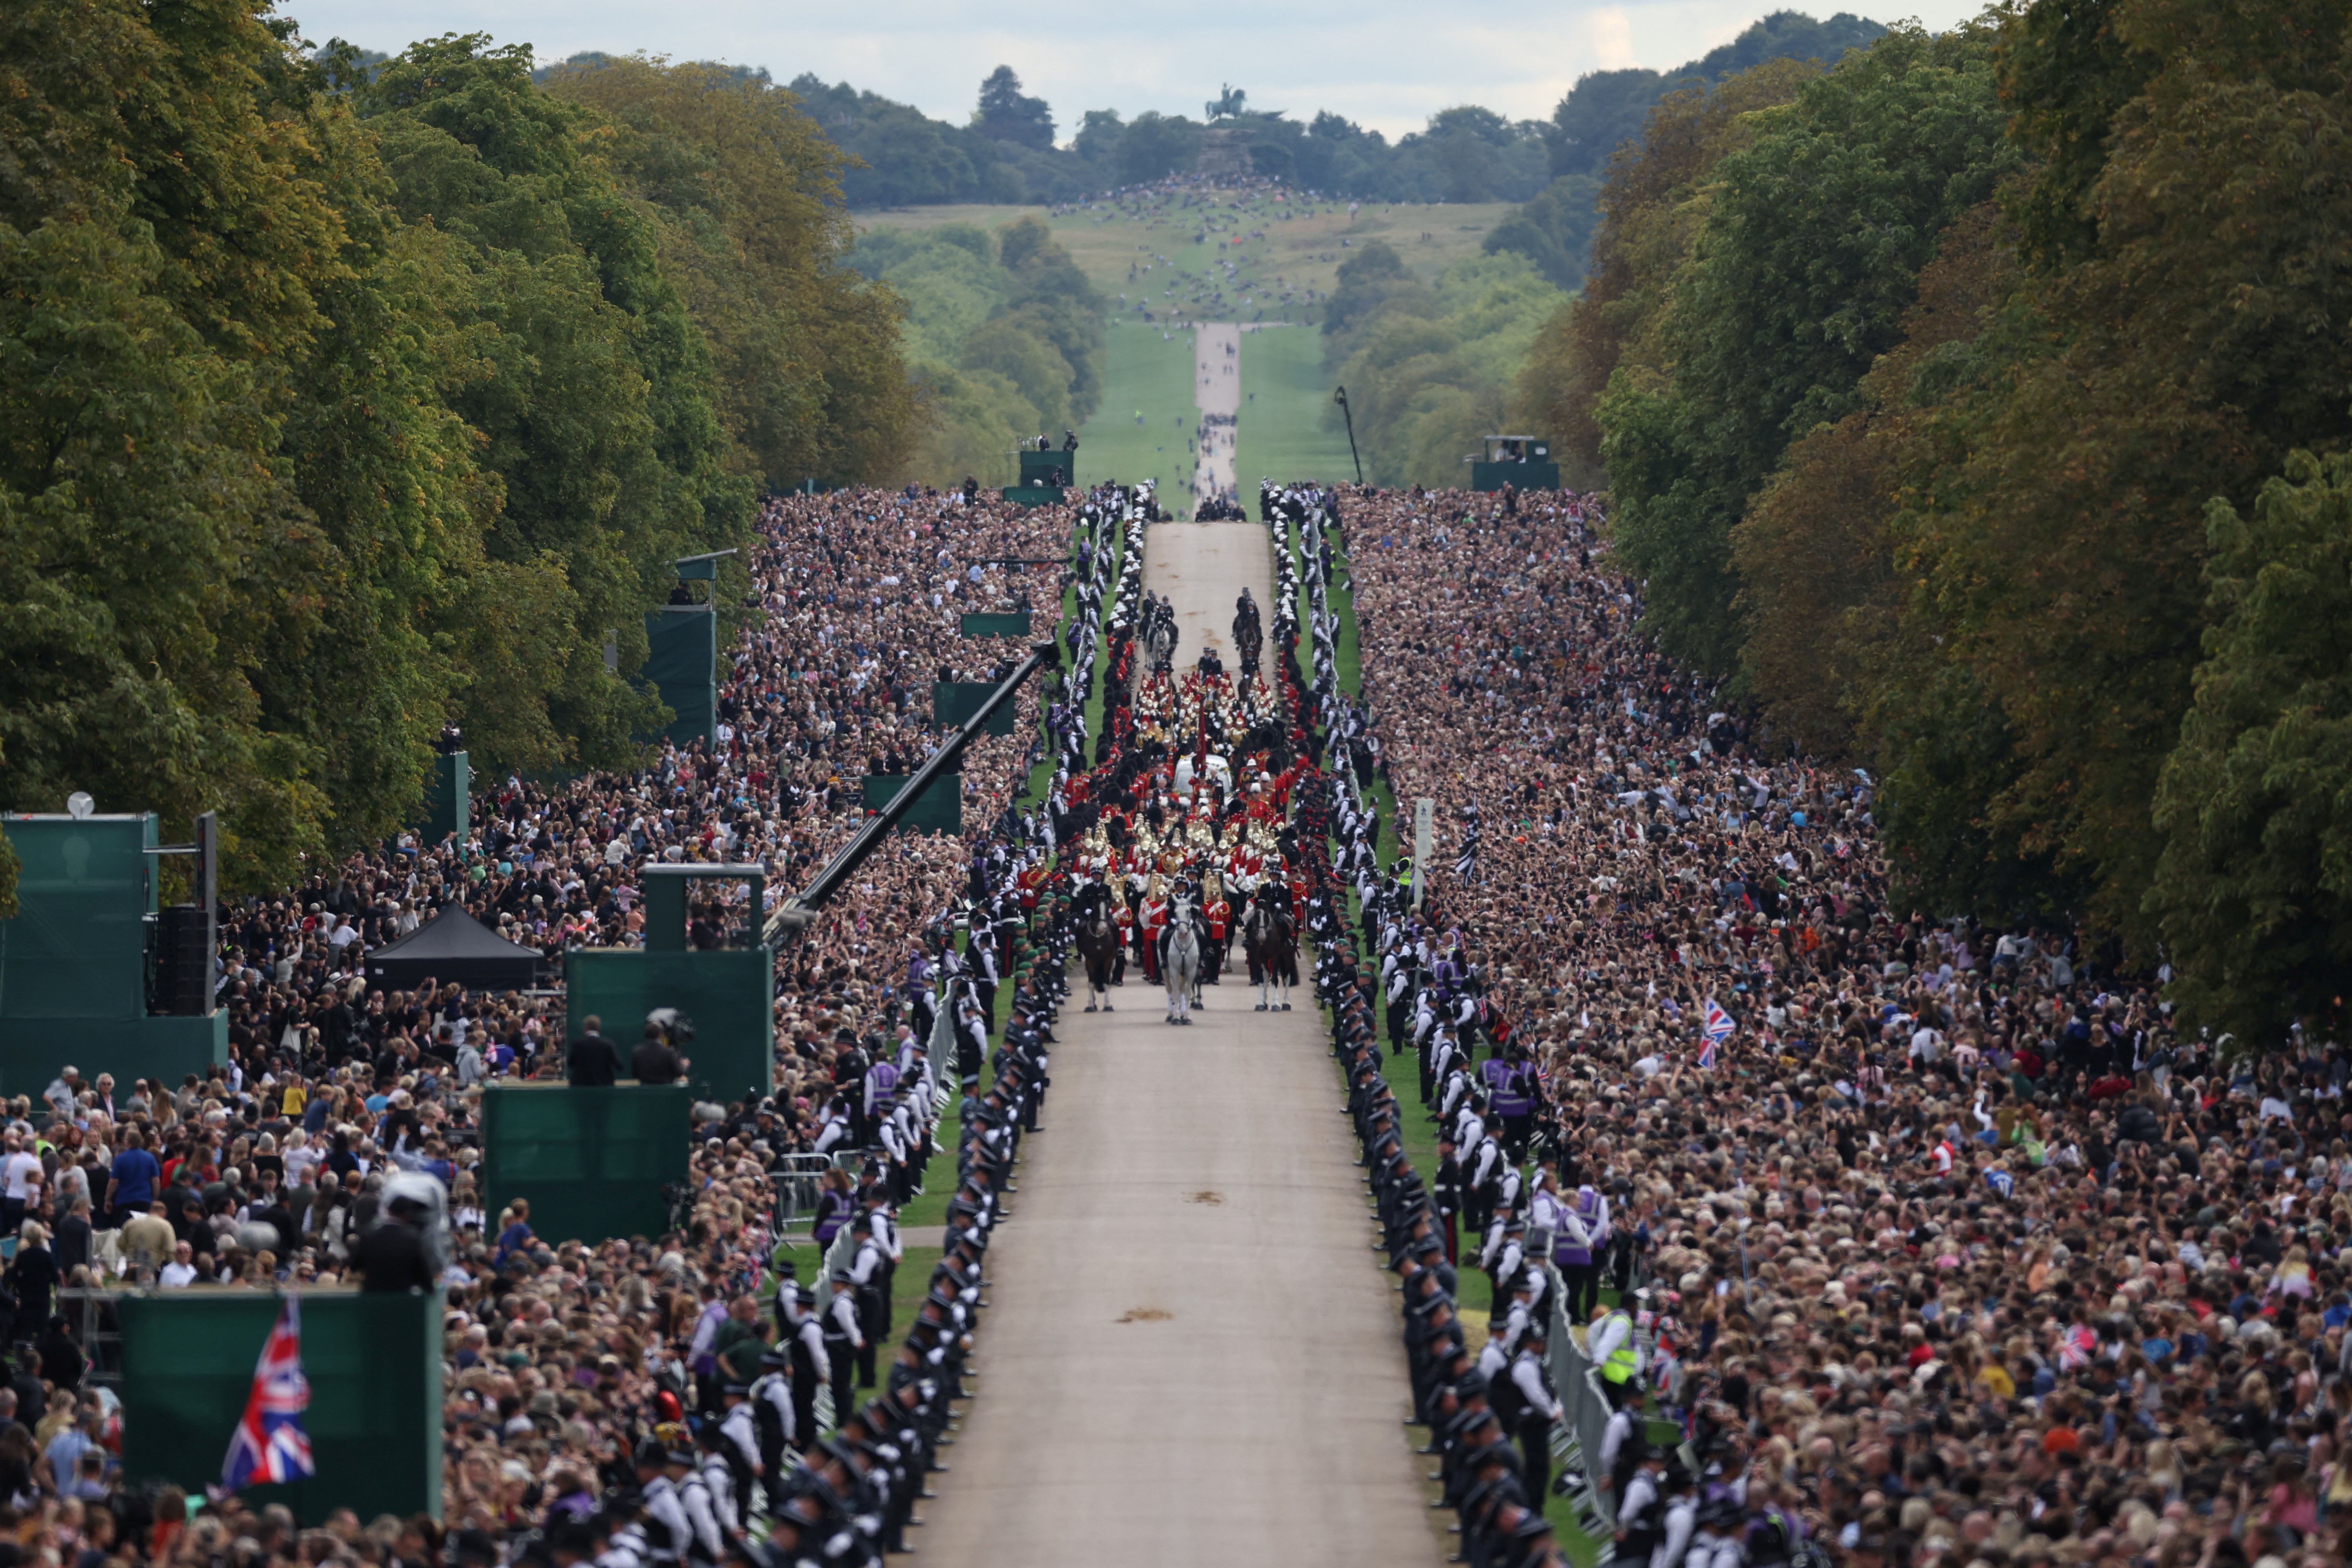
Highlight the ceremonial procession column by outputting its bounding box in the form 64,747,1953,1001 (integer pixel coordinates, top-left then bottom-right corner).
922,521,1436,1566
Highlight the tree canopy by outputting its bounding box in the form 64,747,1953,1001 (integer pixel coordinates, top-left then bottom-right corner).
0,8,904,887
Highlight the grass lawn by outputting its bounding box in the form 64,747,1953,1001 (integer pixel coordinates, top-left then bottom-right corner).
1236,324,1359,489
889,1244,944,1328
1078,324,1201,503
855,189,1515,321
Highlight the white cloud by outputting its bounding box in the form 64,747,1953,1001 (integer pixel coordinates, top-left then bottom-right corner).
283,0,1994,142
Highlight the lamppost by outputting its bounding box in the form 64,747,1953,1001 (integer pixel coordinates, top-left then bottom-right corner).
1332,385,1364,485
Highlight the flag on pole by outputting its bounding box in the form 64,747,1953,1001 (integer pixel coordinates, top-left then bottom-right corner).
220,1298,314,1493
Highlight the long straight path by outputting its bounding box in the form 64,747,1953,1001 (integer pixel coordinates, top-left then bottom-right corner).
920,522,1435,1567
1192,322,1241,506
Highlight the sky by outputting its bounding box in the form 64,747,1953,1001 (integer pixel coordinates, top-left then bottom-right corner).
285,0,1995,141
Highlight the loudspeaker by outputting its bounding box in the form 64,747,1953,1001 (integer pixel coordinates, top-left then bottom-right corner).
154,904,209,1016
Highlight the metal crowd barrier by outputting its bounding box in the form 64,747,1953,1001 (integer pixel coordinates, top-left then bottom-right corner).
1543,1263,1618,1534
768,1154,836,1236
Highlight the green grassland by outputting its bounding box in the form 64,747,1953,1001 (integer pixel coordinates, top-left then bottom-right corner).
1236,324,1360,488
857,187,1514,318
1076,322,1201,499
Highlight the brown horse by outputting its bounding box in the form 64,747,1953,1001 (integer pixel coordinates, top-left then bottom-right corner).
1077,903,1120,1012
1243,902,1297,1011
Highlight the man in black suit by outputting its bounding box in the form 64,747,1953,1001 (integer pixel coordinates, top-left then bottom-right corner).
567,1016,622,1086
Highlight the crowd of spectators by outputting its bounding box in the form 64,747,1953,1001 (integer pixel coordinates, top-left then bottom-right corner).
1315,482,2352,1568
0,485,1113,1564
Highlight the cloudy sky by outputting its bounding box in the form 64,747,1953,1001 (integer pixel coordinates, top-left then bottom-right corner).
287,0,1992,140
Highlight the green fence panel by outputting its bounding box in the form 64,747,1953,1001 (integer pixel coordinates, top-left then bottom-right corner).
481,1084,692,1245
958,611,1032,639
931,682,1016,737
119,1290,441,1524
861,775,962,836
564,947,773,1104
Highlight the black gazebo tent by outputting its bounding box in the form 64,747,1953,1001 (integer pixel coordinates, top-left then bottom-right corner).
363,906,545,993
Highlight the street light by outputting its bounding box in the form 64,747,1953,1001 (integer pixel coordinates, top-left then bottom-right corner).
1332,385,1364,485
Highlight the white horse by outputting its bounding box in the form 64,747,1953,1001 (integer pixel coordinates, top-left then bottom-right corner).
1161,895,1203,1025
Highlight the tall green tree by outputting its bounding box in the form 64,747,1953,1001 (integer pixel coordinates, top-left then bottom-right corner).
544,56,916,490
1601,22,2014,675
358,35,752,774
1875,0,2352,938
2147,450,2352,1041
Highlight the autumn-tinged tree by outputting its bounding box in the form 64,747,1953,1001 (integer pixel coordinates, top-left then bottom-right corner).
1513,59,1820,489
1876,0,2352,938
1602,22,2014,675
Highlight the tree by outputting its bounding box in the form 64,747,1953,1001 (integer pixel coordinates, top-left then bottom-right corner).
1482,174,1602,291
1875,0,2352,938
974,66,1054,151
544,56,916,489
359,36,751,774
1514,59,1820,486
2147,450,2352,1042
1603,23,2013,674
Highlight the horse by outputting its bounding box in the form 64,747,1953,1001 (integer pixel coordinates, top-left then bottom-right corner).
1243,902,1298,1011
1160,895,1203,1025
1076,902,1121,1013
1233,601,1262,678
1143,601,1179,675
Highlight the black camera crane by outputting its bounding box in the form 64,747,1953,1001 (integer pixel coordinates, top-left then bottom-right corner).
764,639,1062,944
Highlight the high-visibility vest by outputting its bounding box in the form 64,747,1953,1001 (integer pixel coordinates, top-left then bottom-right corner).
1599,1312,1639,1383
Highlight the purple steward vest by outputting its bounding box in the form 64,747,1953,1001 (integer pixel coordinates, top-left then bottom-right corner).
1555,1189,1601,1267
1482,1058,1532,1118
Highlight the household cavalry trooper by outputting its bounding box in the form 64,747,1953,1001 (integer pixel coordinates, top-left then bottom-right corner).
1201,878,1231,982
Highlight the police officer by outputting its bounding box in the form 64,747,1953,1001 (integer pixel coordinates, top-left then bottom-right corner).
1508,1323,1563,1501
822,1270,864,1425
748,1348,795,1509
687,1420,736,1560
1613,1447,1670,1568
636,1428,695,1567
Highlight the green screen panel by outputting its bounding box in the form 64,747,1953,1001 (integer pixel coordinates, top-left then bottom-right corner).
862,775,962,836
644,606,717,749
481,1083,692,1245
119,1290,441,1524
932,682,1016,737
0,816,154,1020
564,947,774,1105
959,612,1033,639
1018,450,1076,487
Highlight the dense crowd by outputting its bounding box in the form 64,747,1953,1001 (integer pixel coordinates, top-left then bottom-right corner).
1289,480,2352,1568
0,485,1143,1564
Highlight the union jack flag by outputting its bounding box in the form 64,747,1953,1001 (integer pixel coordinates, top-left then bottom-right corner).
1702,998,1736,1047
220,1298,314,1493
